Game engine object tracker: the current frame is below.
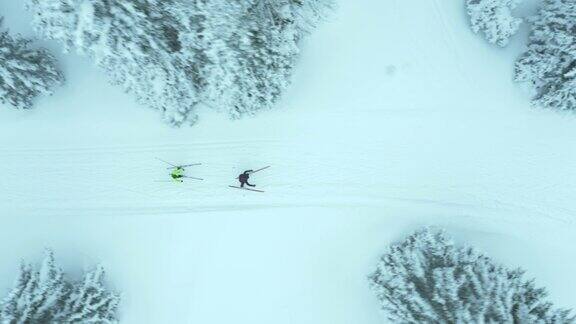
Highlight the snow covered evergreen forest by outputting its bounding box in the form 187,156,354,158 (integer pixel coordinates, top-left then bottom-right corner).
0,0,576,323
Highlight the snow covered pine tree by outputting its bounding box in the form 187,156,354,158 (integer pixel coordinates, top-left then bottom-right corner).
466,0,522,47
219,0,332,119
515,0,576,111
0,17,63,109
26,0,332,126
0,250,120,323
368,228,574,324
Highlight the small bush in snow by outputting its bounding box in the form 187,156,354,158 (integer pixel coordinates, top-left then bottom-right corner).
466,0,522,47
0,18,63,109
26,0,332,126
368,228,574,324
515,0,576,111
0,250,120,323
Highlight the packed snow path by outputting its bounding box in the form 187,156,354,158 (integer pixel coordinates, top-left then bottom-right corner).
0,0,575,323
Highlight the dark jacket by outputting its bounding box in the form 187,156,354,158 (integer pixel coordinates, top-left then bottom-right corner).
239,170,252,182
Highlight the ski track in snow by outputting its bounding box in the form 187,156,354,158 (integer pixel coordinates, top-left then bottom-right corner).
1,139,575,226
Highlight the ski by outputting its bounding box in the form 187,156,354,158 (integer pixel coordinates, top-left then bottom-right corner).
155,176,202,182
228,185,265,193
182,176,203,181
166,163,202,170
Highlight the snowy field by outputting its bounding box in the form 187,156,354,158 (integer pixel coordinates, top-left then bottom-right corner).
1,0,576,323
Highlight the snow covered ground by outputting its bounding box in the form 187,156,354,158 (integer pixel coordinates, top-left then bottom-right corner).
0,0,575,323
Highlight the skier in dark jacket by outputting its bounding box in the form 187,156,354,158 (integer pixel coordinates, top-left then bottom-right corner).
238,170,256,187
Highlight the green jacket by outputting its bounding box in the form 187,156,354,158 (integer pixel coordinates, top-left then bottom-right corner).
171,167,185,179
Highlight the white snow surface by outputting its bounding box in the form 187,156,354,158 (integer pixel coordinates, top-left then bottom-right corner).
0,0,575,323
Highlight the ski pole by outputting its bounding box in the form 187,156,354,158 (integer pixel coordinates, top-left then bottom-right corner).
166,163,202,170
249,166,270,174
156,157,178,167
235,166,270,179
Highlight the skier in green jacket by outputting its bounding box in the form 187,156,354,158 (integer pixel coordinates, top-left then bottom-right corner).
171,166,185,183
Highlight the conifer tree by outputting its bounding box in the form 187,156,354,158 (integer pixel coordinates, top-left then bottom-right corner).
0,18,63,109
369,228,574,324
0,250,120,323
27,0,332,126
515,0,576,111
466,0,522,47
